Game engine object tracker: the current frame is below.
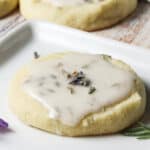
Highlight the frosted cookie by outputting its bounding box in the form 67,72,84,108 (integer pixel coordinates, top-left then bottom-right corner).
0,0,18,18
19,0,137,31
9,52,146,136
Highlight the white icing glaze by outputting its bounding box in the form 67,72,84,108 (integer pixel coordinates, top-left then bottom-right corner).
43,0,104,6
23,53,135,126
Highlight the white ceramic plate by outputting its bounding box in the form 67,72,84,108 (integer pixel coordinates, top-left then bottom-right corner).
0,21,150,150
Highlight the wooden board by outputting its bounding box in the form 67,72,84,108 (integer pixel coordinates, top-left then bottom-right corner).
0,1,150,49
93,1,150,49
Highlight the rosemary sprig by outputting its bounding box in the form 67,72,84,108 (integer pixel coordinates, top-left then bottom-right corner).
123,122,150,139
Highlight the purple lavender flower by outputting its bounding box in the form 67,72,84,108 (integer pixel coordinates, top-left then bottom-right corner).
0,118,8,128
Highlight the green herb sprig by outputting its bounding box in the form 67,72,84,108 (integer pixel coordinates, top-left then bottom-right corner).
123,122,150,139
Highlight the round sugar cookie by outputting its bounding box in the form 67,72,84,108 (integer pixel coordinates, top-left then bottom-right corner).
0,0,18,18
9,53,146,137
19,0,137,31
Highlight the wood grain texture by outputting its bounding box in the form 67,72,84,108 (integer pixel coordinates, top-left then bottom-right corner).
0,2,150,49
0,10,25,37
93,2,150,49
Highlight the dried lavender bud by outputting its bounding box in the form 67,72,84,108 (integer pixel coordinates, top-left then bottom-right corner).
67,74,71,79
82,64,89,69
67,70,96,94
69,77,84,86
83,79,91,86
55,81,61,87
67,86,74,94
72,71,78,76
47,89,55,93
88,87,96,94
34,51,40,59
50,74,57,79
111,83,120,87
69,71,88,86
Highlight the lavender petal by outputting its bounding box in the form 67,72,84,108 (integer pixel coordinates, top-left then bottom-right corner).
0,118,8,128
